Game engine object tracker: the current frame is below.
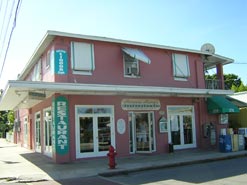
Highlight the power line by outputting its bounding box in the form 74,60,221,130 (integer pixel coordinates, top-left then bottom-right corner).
232,62,247,64
0,0,22,80
0,0,15,62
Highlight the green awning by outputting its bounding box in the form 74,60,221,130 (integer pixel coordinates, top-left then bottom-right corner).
207,96,240,114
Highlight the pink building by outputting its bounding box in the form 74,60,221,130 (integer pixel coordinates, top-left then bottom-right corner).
0,31,239,163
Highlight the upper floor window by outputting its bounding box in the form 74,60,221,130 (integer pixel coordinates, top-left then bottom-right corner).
122,47,151,77
172,53,190,80
71,42,95,75
31,59,42,81
123,52,139,77
46,50,51,68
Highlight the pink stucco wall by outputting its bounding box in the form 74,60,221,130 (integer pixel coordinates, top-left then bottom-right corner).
24,36,206,89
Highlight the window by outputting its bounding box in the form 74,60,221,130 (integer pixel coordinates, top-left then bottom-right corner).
172,53,190,80
71,42,95,75
124,53,139,77
122,47,151,77
31,59,42,81
46,50,51,68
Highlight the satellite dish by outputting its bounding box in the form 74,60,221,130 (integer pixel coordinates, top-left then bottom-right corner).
201,43,215,54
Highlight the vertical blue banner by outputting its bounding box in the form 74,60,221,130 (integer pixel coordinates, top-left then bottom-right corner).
53,96,69,155
55,50,68,75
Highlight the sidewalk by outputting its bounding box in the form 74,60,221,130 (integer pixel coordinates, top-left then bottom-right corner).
1,138,247,183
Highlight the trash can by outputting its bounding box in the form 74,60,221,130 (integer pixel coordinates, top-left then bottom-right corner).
168,143,174,153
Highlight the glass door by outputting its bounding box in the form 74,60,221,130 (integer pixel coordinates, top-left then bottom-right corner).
129,112,156,153
97,116,111,152
76,106,114,158
35,112,41,153
79,117,94,153
44,109,52,157
168,106,196,150
23,117,28,148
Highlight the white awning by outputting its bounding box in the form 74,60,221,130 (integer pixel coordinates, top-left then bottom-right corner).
0,80,234,110
122,47,151,64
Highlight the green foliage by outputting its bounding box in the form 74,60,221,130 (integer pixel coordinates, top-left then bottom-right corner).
206,73,247,91
232,82,247,92
224,74,242,90
0,111,15,137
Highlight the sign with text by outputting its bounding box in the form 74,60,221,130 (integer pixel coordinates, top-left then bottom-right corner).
121,99,160,110
53,96,69,155
55,50,68,75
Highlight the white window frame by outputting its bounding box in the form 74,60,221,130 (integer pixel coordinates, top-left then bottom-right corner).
123,53,140,78
71,42,95,75
172,53,190,80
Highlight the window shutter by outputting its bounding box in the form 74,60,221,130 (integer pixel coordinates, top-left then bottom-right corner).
71,42,95,71
173,54,190,78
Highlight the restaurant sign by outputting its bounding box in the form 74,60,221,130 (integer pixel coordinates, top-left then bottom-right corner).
121,99,160,110
53,96,69,155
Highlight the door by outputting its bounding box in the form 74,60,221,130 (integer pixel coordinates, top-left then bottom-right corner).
23,117,28,148
44,108,52,157
168,106,196,150
35,112,41,152
75,106,115,158
129,112,156,153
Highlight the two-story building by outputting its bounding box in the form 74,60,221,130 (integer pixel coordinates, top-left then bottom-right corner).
0,31,239,163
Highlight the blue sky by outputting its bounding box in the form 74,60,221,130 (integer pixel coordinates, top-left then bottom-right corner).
0,0,246,89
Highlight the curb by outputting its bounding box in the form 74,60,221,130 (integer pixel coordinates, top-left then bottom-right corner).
99,152,247,177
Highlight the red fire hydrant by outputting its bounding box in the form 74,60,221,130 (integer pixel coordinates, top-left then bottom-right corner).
107,145,117,169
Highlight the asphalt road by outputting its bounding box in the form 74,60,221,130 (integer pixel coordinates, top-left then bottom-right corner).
107,157,247,185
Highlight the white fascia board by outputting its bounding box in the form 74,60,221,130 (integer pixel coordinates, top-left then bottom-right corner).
0,80,234,110
7,80,234,96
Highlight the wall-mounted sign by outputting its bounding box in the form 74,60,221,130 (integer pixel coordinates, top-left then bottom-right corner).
55,50,68,75
117,119,126,134
53,96,69,155
28,91,46,100
121,99,160,110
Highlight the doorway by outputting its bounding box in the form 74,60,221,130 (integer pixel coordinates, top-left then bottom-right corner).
129,112,156,153
167,106,196,150
35,112,41,152
44,108,52,157
75,106,115,158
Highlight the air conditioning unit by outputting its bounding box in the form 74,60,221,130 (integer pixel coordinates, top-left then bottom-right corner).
127,66,138,75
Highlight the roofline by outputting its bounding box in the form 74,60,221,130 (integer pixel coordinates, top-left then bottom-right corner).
18,30,234,80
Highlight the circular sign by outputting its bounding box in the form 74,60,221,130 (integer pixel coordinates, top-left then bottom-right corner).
117,119,126,134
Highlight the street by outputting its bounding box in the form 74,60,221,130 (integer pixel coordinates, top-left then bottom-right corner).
106,157,247,185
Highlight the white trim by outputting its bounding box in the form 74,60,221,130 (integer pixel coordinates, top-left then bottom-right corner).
75,105,115,159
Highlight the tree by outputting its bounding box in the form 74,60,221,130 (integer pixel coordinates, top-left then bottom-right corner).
0,111,15,138
224,74,242,90
206,73,246,91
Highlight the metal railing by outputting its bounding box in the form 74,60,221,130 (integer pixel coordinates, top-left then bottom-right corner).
205,79,222,89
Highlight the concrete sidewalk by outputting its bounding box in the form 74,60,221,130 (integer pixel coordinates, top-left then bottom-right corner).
1,138,247,183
